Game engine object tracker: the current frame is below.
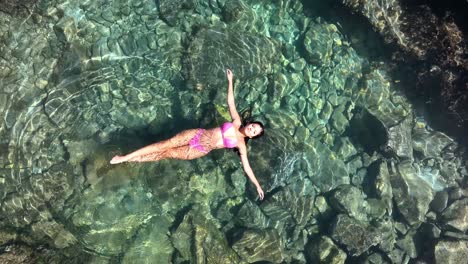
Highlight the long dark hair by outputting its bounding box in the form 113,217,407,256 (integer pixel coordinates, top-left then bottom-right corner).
244,121,265,141
232,120,265,156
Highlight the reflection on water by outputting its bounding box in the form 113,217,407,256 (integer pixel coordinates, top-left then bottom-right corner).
0,0,466,263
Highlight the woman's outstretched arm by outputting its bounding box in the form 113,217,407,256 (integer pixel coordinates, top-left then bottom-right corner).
239,146,264,200
226,69,242,126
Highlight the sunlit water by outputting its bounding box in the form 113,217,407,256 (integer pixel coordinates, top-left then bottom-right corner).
0,0,466,263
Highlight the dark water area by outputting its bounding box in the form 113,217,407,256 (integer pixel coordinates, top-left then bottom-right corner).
405,0,468,35
1,0,467,263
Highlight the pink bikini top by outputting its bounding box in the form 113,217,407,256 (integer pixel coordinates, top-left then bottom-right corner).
221,122,238,148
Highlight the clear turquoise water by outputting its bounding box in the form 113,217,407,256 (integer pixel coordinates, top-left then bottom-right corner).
0,0,466,263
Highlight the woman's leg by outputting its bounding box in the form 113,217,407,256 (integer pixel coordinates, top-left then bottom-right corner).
129,145,209,162
110,129,200,164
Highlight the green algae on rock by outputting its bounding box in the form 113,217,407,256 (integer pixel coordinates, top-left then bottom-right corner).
330,214,382,256
390,161,434,226
305,236,347,264
232,229,284,263
441,198,468,233
171,210,241,263
329,184,368,222
435,240,468,264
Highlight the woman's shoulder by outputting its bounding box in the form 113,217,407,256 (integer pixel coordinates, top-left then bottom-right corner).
220,120,241,130
232,119,242,128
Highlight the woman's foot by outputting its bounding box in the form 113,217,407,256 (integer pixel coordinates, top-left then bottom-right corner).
110,155,126,164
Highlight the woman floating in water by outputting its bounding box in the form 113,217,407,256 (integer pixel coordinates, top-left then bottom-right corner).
110,69,265,200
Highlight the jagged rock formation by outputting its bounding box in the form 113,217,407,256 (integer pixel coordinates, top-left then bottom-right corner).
339,0,468,143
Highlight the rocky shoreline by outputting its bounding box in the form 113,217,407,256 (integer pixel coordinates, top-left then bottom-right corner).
338,0,468,145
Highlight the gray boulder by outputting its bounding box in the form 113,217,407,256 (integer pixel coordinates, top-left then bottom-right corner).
232,229,284,263
412,129,455,159
435,240,468,264
330,214,381,256
302,21,341,66
375,217,397,253
305,236,347,264
430,190,449,213
304,142,350,192
260,185,315,232
387,115,413,160
157,0,197,26
390,161,434,226
441,198,468,232
395,231,417,259
329,184,367,221
355,69,411,128
172,211,241,263
373,160,393,215
365,252,390,264
236,200,269,229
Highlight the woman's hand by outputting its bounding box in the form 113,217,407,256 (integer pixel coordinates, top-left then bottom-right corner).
226,69,233,82
256,185,265,200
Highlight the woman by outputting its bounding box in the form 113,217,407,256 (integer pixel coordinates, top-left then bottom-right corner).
110,69,265,200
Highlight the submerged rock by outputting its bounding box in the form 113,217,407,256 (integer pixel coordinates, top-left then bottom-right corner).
395,231,417,259
430,190,449,213
236,200,269,229
172,210,241,263
31,221,77,249
157,0,197,26
171,213,192,262
339,0,406,46
333,137,358,161
330,214,381,256
441,198,468,232
390,161,434,226
0,230,17,246
365,252,388,264
314,195,333,219
412,129,455,159
372,160,393,215
232,229,284,263
442,231,468,240
222,0,257,32
387,115,413,160
123,215,174,263
305,236,347,264
260,185,315,233
356,69,410,129
329,184,367,221
435,240,468,264
304,142,350,192
375,217,397,253
302,21,342,66
0,244,65,264
184,27,277,91
448,187,468,201
365,198,388,220
386,247,409,264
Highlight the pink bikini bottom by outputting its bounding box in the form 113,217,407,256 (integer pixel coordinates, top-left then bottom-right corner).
189,129,208,153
